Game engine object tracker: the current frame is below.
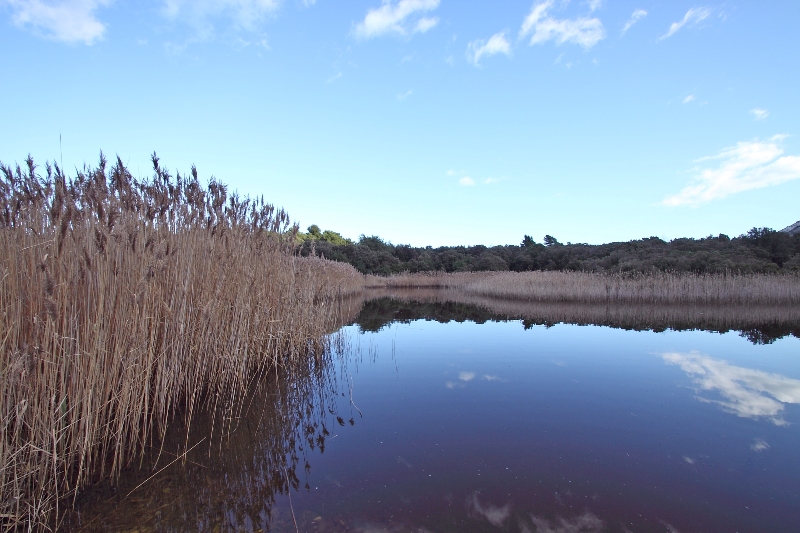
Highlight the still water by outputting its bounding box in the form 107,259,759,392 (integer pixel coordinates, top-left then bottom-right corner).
74,296,800,533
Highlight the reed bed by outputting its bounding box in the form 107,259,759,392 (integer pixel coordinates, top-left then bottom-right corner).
0,155,363,530
365,270,800,305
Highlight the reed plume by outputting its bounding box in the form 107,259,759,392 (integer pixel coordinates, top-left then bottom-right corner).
0,154,363,530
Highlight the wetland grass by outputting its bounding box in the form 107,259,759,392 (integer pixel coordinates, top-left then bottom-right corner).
0,155,362,530
365,270,800,305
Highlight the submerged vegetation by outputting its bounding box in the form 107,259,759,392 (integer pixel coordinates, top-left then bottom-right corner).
298,226,800,275
0,154,362,530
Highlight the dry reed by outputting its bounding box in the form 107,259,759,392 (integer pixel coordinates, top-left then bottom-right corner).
365,270,800,305
0,154,363,530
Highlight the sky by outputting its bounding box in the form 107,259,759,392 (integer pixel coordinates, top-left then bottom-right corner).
1,0,799,247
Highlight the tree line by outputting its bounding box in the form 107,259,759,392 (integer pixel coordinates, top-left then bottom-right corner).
296,226,800,275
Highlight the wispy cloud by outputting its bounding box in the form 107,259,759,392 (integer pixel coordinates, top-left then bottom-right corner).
458,371,476,381
621,8,647,35
397,89,413,101
660,351,800,425
353,0,439,39
4,0,111,44
466,31,511,66
459,176,476,186
519,0,605,49
682,94,695,104
162,0,281,33
483,374,504,382
586,0,602,12
751,438,770,452
663,135,800,206
484,177,499,184
661,7,711,40
750,108,769,121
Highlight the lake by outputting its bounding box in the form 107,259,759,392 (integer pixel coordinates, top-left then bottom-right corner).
71,293,800,532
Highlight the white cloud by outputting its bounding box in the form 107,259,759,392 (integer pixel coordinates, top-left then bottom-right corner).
353,0,439,39
458,371,476,381
661,7,711,40
162,0,281,32
660,351,800,425
414,16,437,33
466,31,511,66
682,94,695,104
483,374,504,382
397,89,413,100
484,177,499,184
751,108,769,121
459,176,475,186
4,0,110,44
751,439,770,452
621,8,647,35
519,0,605,49
663,135,800,206
586,0,601,12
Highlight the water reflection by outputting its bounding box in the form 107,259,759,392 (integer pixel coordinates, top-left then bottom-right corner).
467,493,511,528
69,291,800,532
520,512,604,533
661,351,800,425
355,289,800,344
69,333,355,532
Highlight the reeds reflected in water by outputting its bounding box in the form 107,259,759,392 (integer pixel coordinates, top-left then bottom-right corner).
354,288,800,344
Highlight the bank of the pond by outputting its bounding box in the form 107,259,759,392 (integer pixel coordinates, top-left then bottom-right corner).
365,270,800,305
0,156,364,530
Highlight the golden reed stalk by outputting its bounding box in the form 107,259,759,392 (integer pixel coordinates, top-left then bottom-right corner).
365,270,800,305
0,155,362,530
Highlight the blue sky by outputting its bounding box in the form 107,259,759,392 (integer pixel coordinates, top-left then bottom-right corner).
2,1,799,246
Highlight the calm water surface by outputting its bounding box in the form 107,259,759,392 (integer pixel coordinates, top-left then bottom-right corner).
75,299,800,533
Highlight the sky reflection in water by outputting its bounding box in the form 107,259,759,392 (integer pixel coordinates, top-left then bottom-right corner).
288,319,799,533
75,300,800,532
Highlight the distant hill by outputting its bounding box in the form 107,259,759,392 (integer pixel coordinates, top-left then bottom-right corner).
781,220,800,235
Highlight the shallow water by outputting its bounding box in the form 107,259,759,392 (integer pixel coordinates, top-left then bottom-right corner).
72,297,800,532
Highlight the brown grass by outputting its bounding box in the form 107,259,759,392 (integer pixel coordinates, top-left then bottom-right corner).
365,270,800,305
0,155,363,530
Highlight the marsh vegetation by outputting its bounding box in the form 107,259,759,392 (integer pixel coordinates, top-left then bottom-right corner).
0,155,361,530
2,154,799,531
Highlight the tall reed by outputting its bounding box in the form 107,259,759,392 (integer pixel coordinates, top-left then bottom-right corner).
365,270,800,305
0,154,363,530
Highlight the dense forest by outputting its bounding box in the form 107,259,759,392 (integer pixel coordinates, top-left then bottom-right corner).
296,225,800,275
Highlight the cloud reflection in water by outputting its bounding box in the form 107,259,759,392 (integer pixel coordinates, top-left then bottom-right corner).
661,351,800,425
467,492,511,527
520,511,604,533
